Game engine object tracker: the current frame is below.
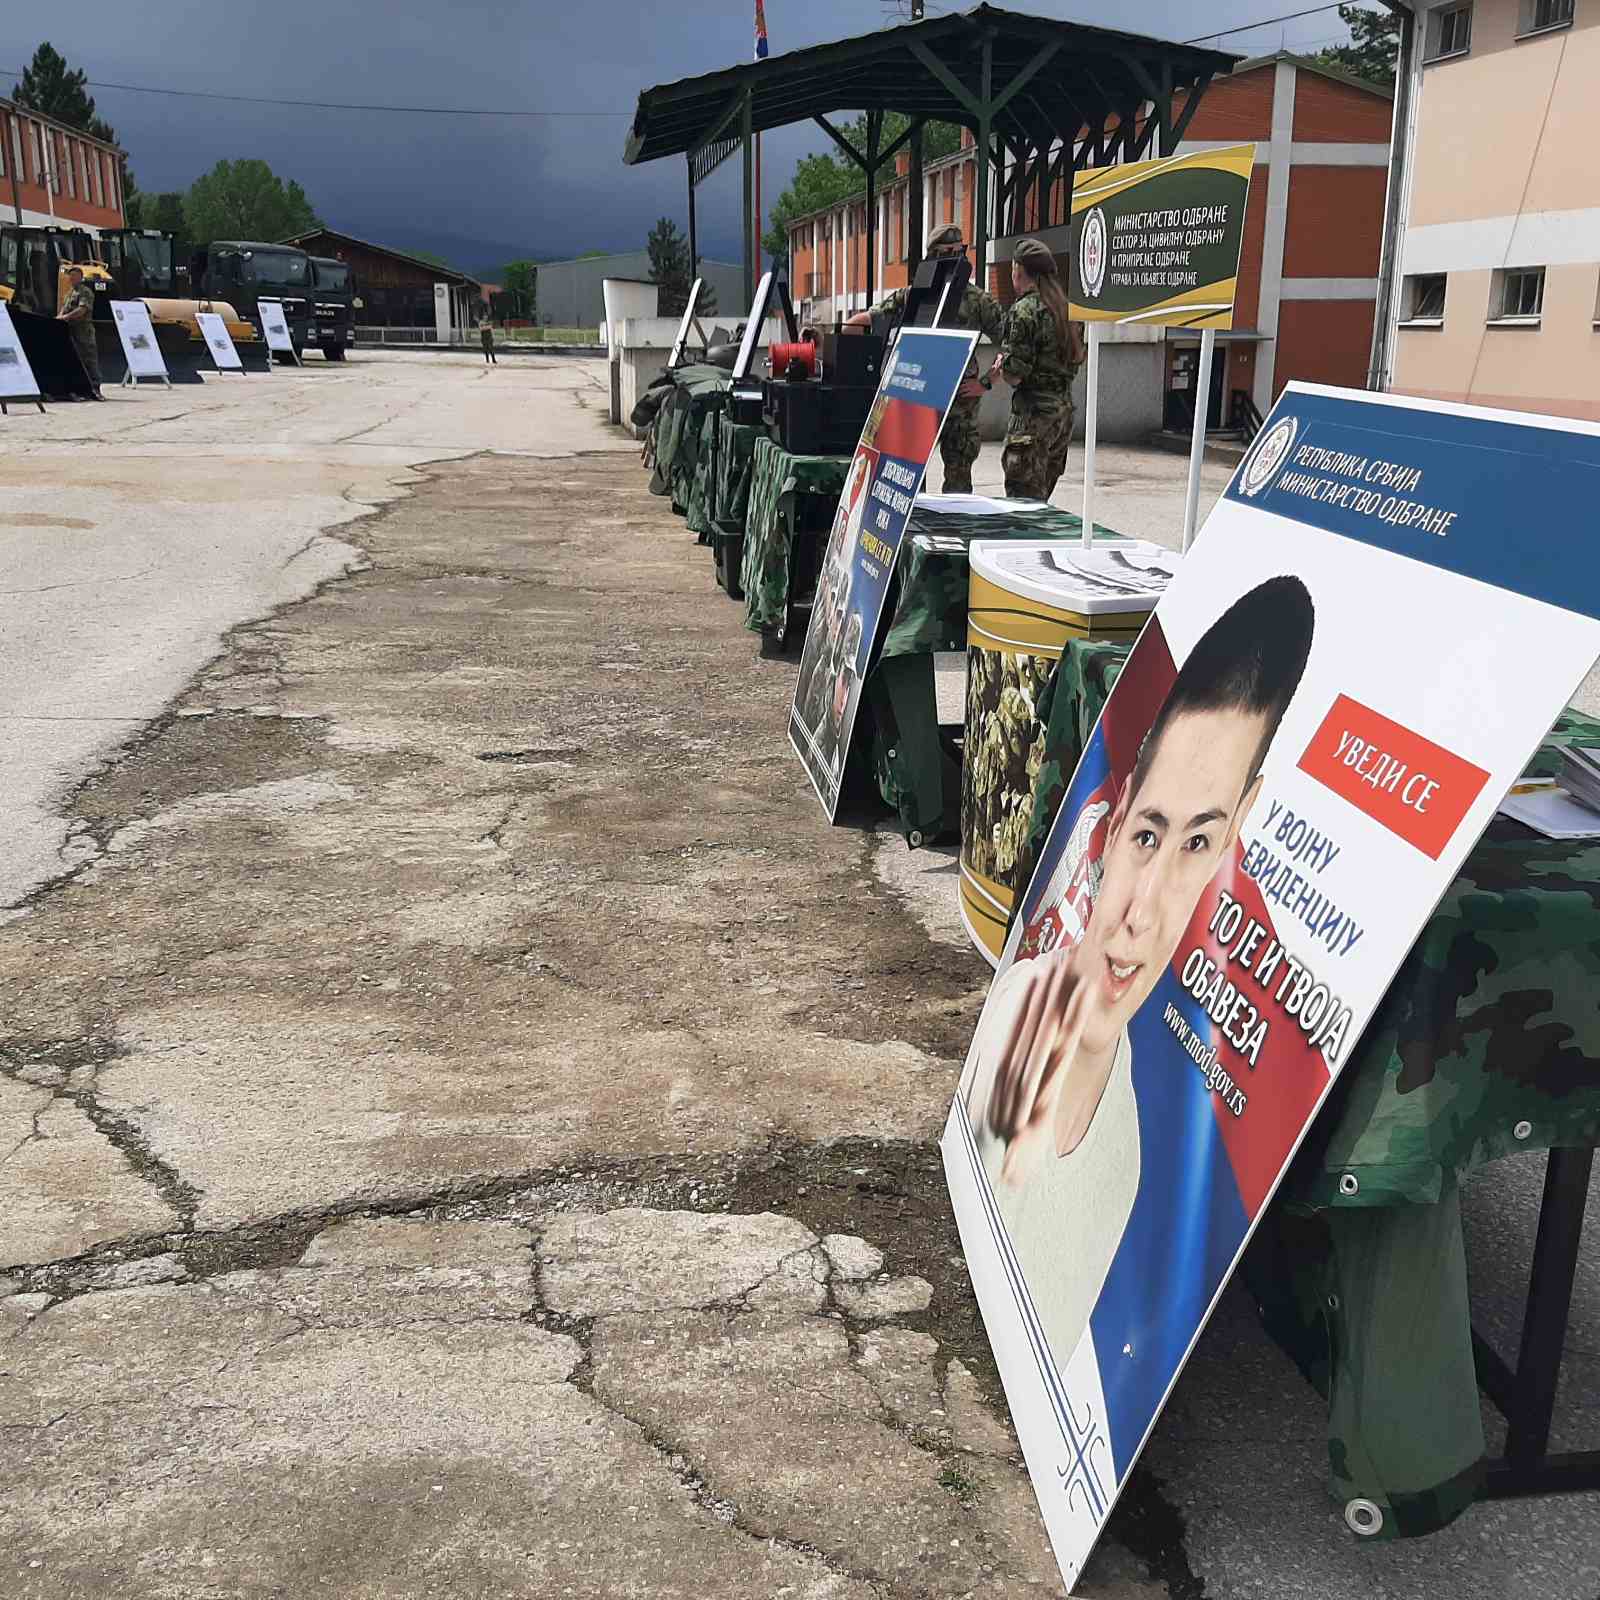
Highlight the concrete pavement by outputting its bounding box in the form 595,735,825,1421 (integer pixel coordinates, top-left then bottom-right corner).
2,352,1596,1598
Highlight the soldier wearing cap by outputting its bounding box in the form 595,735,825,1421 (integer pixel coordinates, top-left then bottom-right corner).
58,267,104,401
989,237,1085,501
848,223,1005,494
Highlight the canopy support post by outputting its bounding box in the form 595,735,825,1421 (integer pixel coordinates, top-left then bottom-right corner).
741,90,755,297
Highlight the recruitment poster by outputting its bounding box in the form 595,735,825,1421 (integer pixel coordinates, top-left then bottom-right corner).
1068,144,1254,328
110,300,169,382
0,302,43,403
196,311,244,374
790,326,976,817
942,384,1600,1591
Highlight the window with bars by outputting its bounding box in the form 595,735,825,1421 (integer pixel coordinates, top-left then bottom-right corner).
1519,0,1574,34
1402,274,1447,323
1492,267,1545,321
1426,2,1473,59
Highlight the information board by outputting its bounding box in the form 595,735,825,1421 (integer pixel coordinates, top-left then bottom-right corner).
0,301,44,410
196,311,244,374
1068,144,1255,329
789,326,976,818
944,384,1600,1591
258,298,299,362
110,300,170,384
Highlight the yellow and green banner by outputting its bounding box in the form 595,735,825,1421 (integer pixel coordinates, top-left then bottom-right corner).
1068,144,1256,329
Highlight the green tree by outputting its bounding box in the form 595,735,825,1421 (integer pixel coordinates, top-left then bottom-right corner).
500,260,537,319
1313,4,1402,88
764,113,963,268
126,190,185,232
648,216,719,316
11,42,136,211
182,159,319,246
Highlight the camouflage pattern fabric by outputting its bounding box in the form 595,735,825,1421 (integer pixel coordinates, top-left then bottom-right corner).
1033,649,1600,1535
963,645,1057,883
713,414,763,537
876,283,1005,382
646,366,729,513
685,407,721,540
740,437,851,633
999,289,1080,501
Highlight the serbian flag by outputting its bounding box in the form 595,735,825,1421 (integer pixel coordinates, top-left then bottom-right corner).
755,0,769,58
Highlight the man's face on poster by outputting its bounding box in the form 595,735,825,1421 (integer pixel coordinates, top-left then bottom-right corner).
1074,703,1268,1058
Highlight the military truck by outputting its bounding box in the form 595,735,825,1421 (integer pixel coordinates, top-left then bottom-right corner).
193,240,315,355
308,255,357,360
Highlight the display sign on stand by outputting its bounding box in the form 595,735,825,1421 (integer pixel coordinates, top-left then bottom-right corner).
257,299,301,367
1064,144,1256,551
943,384,1600,1592
196,312,246,376
790,326,977,818
110,300,171,388
0,302,46,415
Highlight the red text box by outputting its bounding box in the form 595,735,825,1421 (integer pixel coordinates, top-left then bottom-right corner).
1298,694,1489,860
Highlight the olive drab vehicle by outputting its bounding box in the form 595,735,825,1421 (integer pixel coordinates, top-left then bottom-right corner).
0,223,266,381
194,241,315,359
308,256,358,360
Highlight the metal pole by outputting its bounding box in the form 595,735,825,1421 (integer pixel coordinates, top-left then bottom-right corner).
1080,322,1100,547
1367,7,1418,391
756,132,763,283
865,112,880,307
741,91,755,297
907,122,925,273
974,34,993,289
687,158,698,279
1182,326,1216,552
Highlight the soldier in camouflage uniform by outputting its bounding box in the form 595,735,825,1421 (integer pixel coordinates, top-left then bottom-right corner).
850,223,1004,494
990,238,1085,500
58,267,104,401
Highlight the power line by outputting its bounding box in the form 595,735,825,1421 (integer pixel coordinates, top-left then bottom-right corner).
1184,3,1348,43
0,68,633,117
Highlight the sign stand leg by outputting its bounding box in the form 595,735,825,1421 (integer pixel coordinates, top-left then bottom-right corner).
1080,323,1100,548
1182,326,1216,553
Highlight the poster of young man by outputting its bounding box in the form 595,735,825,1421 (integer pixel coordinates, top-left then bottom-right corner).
790,326,976,817
942,383,1600,1592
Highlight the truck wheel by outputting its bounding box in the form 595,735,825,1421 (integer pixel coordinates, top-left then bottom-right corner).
323,344,346,362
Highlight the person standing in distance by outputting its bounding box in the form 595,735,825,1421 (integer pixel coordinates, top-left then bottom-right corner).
846,224,1004,494
480,311,497,366
990,238,1085,500
58,267,104,401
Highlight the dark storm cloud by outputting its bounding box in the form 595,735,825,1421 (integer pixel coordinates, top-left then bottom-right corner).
1,0,1359,274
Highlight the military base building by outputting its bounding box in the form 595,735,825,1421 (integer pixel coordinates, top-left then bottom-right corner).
1,96,126,234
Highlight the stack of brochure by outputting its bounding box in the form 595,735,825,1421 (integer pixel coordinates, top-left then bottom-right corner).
1559,744,1600,811
1498,745,1600,839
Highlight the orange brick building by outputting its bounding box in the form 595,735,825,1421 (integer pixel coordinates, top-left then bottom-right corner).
0,97,126,234
786,52,1392,432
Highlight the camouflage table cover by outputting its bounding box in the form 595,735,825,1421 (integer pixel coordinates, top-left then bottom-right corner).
686,406,722,541
713,413,764,536
869,509,1123,845
741,437,851,633
647,366,728,516
1035,637,1600,1537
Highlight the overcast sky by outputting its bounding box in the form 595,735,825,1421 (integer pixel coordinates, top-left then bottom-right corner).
1,1,1366,273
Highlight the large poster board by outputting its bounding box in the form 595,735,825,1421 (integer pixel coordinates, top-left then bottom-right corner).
1068,144,1255,329
789,326,976,817
110,300,170,383
196,311,244,374
943,384,1600,1591
0,302,44,408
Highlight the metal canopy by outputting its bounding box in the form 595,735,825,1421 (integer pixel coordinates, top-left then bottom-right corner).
625,6,1236,304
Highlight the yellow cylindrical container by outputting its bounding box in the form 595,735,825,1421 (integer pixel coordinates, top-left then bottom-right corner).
959,539,1175,965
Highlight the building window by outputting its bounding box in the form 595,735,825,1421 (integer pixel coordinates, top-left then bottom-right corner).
1490,266,1545,323
1426,2,1473,59
1519,0,1574,35
78,145,89,200
104,154,118,211
64,139,76,198
1401,273,1447,324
